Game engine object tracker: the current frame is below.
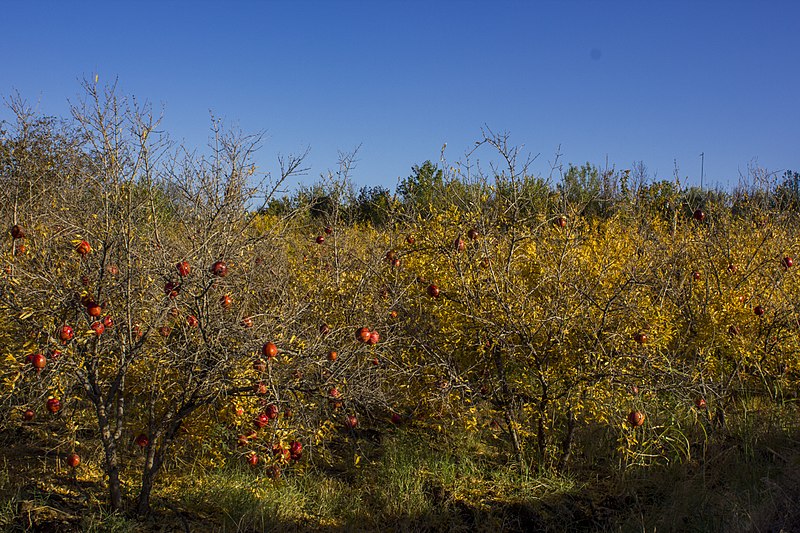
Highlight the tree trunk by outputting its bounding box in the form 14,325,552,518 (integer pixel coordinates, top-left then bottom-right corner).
96,406,123,510
105,449,123,511
136,469,155,515
557,408,576,473
503,407,523,463
136,443,164,515
492,345,523,464
136,413,190,515
537,410,546,465
536,386,550,469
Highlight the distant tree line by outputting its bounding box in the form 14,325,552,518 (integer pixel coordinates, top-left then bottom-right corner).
259,158,800,227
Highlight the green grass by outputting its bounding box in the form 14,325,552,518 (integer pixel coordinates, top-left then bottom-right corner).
0,458,19,531
171,427,589,532
2,419,799,531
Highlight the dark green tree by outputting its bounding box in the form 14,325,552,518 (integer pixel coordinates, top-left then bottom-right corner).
352,185,392,227
397,160,444,219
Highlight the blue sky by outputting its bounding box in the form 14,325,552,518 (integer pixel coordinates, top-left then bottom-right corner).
2,1,798,193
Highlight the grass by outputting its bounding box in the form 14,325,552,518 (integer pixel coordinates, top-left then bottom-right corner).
169,427,592,532
1,419,799,531
607,428,800,532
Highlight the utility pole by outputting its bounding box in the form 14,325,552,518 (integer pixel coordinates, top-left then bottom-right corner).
700,152,704,190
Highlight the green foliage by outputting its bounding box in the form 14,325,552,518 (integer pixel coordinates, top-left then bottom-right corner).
559,162,600,203
397,160,445,219
636,178,683,222
557,163,627,218
352,185,392,227
774,169,800,211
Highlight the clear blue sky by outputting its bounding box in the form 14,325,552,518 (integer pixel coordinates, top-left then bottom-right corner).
2,1,798,193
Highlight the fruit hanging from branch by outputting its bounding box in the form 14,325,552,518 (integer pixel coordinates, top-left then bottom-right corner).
289,440,302,461
356,327,371,343
10,224,26,239
66,453,80,468
91,321,105,336
255,412,270,429
46,398,61,414
164,281,180,299
76,240,92,256
262,342,278,360
58,325,74,343
31,353,46,372
367,330,380,345
627,410,645,427
210,261,228,277
176,260,191,277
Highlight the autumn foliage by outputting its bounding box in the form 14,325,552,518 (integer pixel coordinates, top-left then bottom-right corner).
1,84,799,517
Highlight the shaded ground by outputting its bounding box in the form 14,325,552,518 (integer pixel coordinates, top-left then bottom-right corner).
2,427,799,532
